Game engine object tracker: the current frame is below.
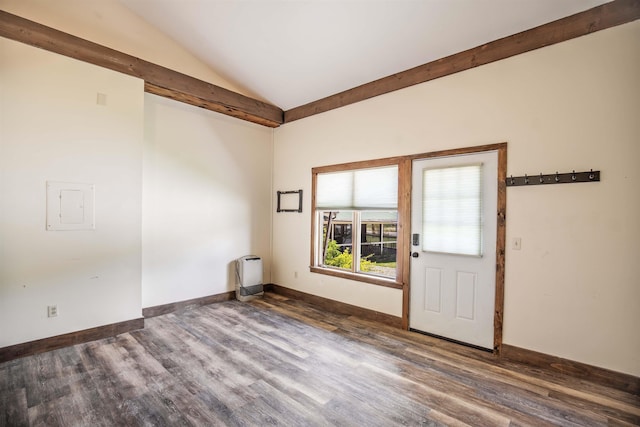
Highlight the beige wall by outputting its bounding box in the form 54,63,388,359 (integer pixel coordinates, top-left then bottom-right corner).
0,2,274,344
0,38,144,346
142,94,272,308
272,22,640,376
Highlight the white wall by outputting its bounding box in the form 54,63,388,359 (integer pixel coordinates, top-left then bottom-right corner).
0,0,274,344
0,39,144,346
142,94,272,308
272,22,640,376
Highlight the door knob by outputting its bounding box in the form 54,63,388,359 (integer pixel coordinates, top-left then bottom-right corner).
412,252,419,258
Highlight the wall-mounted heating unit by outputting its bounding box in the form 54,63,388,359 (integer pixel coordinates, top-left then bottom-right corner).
236,255,264,302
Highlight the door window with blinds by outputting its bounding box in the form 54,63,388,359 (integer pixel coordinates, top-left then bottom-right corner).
312,163,400,285
422,163,483,256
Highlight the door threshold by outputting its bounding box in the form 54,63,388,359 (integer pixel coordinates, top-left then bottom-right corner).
409,328,494,353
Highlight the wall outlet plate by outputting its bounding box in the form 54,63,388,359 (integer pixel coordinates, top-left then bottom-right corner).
48,305,58,317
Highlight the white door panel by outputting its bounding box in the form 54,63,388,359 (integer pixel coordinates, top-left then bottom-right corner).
410,151,498,349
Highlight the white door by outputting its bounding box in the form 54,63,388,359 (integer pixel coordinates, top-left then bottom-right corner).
410,151,498,350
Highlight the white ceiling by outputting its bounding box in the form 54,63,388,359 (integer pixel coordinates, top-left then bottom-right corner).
120,0,610,110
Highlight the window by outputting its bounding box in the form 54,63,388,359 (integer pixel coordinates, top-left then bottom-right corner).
422,163,483,256
312,162,402,287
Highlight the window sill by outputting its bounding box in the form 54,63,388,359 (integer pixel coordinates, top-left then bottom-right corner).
309,266,403,289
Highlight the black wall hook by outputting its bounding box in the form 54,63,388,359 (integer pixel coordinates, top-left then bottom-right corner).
506,170,600,187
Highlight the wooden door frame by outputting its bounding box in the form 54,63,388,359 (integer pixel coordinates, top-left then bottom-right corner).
401,143,507,354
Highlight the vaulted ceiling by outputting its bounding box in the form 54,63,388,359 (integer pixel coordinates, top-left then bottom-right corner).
119,0,611,111
2,0,635,127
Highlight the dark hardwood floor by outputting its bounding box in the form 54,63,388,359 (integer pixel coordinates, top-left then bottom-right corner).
1,292,638,426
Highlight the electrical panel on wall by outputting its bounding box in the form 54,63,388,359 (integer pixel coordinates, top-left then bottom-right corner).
46,182,95,230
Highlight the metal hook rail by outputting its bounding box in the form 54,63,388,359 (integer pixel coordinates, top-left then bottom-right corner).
506,170,600,187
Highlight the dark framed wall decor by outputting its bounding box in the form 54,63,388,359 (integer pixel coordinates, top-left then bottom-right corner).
277,190,303,213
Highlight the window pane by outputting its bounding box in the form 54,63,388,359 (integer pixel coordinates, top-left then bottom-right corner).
316,166,398,210
353,167,398,209
422,164,483,256
316,172,354,210
319,210,398,279
320,211,353,271
365,224,381,243
358,211,397,278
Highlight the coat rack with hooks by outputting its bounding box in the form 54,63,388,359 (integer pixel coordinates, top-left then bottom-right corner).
506,169,600,187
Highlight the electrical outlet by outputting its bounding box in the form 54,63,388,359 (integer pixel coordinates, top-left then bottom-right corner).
294,271,298,279
48,305,58,317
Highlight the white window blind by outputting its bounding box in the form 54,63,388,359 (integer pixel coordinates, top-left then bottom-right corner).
316,166,398,210
422,164,483,256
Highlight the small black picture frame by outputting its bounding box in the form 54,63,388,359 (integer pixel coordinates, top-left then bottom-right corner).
277,190,303,213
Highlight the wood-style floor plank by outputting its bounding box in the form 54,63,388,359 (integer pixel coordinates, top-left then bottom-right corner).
1,292,638,426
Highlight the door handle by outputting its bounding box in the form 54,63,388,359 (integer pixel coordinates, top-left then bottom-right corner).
411,252,419,258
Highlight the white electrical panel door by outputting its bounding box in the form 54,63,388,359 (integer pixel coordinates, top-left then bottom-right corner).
60,190,85,224
46,182,95,230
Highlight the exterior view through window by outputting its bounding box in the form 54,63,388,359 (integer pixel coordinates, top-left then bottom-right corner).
314,164,399,281
319,211,398,278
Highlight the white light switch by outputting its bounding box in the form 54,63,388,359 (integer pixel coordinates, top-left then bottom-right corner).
512,237,522,250
96,92,107,106
47,182,95,230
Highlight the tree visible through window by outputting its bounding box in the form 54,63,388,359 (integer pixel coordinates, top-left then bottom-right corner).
319,210,397,277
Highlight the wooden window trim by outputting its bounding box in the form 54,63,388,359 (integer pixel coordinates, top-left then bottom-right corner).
311,157,406,288
311,142,506,353
309,266,403,289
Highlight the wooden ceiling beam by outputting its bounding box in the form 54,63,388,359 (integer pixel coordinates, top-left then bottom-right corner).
2,0,637,127
284,0,640,123
0,11,284,128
